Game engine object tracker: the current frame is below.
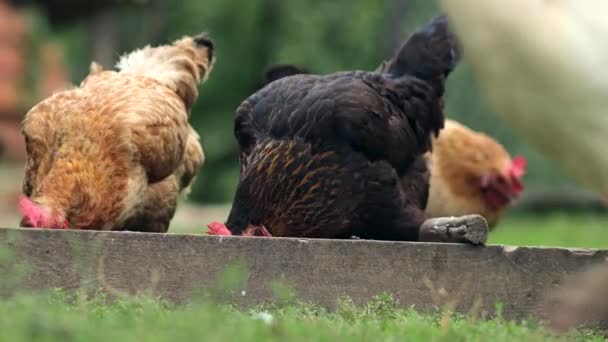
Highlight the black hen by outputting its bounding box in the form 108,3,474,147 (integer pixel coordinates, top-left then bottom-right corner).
208,15,487,243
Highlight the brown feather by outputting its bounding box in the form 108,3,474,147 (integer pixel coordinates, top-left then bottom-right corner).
21,34,213,231
426,119,514,228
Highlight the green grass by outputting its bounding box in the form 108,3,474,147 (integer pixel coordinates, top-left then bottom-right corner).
2,213,608,341
0,291,602,342
489,213,608,249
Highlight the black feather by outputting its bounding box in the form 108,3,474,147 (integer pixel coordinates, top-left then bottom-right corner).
263,64,309,86
379,15,461,84
227,15,460,240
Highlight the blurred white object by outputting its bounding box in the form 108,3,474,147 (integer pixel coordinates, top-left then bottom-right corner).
439,0,608,198
252,311,274,325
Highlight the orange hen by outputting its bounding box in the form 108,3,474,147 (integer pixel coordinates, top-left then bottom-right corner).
19,33,215,232
425,119,526,229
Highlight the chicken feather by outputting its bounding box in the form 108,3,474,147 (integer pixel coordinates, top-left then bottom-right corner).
256,70,526,229
209,15,488,244
440,0,608,197
19,34,214,231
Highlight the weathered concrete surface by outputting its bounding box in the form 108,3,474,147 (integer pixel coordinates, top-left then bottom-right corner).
1,227,607,321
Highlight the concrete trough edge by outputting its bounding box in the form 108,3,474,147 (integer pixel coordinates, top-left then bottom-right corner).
1,227,607,321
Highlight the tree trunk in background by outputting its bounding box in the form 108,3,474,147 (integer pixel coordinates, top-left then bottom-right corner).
384,0,408,60
256,0,282,70
88,8,116,69
115,1,168,53
139,1,168,46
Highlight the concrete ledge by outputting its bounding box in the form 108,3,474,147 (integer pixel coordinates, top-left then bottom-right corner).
1,227,607,320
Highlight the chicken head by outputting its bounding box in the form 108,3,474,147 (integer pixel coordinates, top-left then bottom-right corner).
480,155,527,209
19,195,68,229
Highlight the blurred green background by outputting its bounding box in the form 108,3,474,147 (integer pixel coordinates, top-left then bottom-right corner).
2,0,594,206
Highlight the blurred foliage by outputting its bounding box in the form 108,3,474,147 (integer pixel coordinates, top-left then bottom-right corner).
25,0,577,204
11,6,53,110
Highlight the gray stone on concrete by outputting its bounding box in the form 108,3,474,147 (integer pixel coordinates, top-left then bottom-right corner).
0,227,607,321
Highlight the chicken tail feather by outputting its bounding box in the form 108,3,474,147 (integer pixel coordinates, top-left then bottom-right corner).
379,15,461,94
115,33,215,111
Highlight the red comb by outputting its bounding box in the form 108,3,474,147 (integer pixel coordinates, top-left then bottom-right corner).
206,221,232,236
510,155,527,178
19,195,46,228
18,195,68,229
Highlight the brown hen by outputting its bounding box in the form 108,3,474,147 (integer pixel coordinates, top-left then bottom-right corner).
19,34,214,232
426,119,526,229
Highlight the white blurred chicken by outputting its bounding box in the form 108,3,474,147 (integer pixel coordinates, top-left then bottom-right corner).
438,0,608,330
439,0,608,202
